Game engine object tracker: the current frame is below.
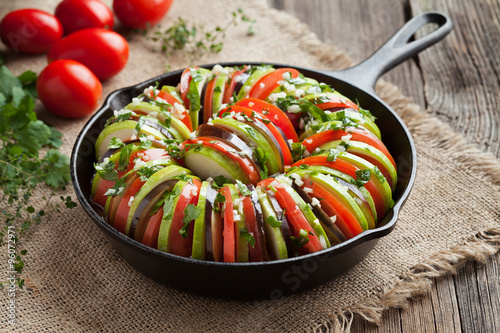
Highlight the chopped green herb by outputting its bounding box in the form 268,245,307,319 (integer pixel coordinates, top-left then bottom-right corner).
254,147,269,179
213,175,231,187
94,160,118,181
117,145,134,171
240,228,256,247
290,229,312,248
236,180,251,196
179,204,201,238
104,177,126,196
266,215,281,228
138,133,153,149
108,137,125,149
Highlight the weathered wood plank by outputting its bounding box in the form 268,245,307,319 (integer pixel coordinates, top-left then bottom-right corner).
268,0,426,109
410,0,500,157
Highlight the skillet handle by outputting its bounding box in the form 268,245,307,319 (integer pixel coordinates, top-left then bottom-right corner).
330,11,452,93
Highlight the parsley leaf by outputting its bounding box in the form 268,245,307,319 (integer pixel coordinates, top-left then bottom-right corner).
290,229,312,248
266,215,281,228
240,228,256,247
236,180,251,196
94,160,118,181
179,204,201,238
254,147,269,179
108,137,125,149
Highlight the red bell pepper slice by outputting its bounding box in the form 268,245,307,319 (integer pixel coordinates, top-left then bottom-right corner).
301,178,363,239
223,66,247,104
241,195,264,262
147,89,192,132
203,77,216,124
248,68,300,100
236,98,299,143
292,155,386,218
169,178,202,257
301,127,396,169
258,178,323,254
113,177,145,234
141,207,163,248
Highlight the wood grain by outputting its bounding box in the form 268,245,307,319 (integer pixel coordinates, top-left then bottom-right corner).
267,0,500,332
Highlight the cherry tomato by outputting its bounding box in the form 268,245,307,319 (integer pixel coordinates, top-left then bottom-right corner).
0,9,63,54
48,28,129,80
113,0,174,30
55,0,114,35
37,59,102,118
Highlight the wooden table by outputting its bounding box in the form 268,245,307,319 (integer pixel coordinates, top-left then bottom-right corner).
267,0,500,332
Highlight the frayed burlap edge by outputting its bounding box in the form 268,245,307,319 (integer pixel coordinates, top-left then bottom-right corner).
254,1,500,332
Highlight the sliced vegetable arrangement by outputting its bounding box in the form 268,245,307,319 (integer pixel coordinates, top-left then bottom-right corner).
91,64,397,261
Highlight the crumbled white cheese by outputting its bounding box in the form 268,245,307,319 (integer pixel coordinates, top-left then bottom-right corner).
319,235,327,249
233,213,241,222
233,209,239,216
128,196,135,207
268,92,287,102
330,215,337,223
197,140,203,144
173,103,186,119
303,149,311,157
243,86,251,93
337,145,346,152
130,129,139,140
294,178,304,187
311,197,320,207
102,157,110,164
284,82,296,92
114,109,134,117
341,134,352,144
294,89,305,98
189,132,196,139
211,64,228,75
287,105,301,114
206,177,214,183
133,159,146,171
313,148,321,154
303,187,313,194
143,86,154,96
235,75,242,82
219,103,228,110
132,97,144,106
287,139,294,146
248,102,254,107
260,82,265,89
236,115,245,122
233,198,241,207
282,71,291,81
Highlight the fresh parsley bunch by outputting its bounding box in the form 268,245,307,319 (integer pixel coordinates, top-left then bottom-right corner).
0,63,76,288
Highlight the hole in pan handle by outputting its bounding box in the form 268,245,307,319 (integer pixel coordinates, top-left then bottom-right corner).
328,11,453,93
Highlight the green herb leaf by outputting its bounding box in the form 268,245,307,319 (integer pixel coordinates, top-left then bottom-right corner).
266,215,281,228
108,137,125,149
236,180,251,196
240,228,256,247
117,145,134,171
290,229,311,248
213,175,231,187
179,204,201,238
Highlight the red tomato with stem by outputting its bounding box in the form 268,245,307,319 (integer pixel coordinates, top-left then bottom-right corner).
48,28,129,80
37,59,102,118
0,9,63,54
113,0,174,30
55,0,114,35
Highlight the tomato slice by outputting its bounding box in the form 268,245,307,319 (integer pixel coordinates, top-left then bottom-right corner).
217,105,293,166
203,77,216,124
302,127,396,169
141,207,163,248
113,177,145,234
180,66,199,108
236,98,299,143
291,156,386,219
169,178,202,257
248,68,300,100
241,195,264,262
223,66,247,104
258,178,323,254
221,186,236,262
147,89,192,132
314,94,359,110
183,137,261,185
302,178,363,239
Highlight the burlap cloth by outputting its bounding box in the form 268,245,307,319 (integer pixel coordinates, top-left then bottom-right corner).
1,0,499,332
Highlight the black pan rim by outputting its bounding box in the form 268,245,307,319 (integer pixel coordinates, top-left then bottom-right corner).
70,61,417,269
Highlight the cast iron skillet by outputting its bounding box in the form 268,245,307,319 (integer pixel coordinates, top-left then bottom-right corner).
71,12,452,299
